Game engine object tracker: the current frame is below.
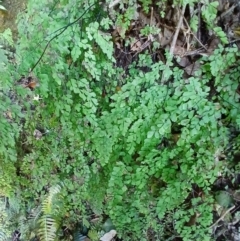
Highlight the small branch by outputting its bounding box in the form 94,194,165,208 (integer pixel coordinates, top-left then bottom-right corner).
169,5,186,56
161,5,186,83
150,7,153,26
209,205,235,229
217,4,237,21
183,17,207,51
197,2,201,43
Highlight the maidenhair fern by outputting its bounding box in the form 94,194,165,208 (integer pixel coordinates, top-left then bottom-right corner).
1,0,239,240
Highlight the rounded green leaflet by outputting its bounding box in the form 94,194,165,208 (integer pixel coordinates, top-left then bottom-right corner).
215,191,233,208
102,218,115,232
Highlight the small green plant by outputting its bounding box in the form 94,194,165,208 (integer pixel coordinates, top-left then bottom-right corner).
0,197,11,241
0,0,239,240
37,185,62,241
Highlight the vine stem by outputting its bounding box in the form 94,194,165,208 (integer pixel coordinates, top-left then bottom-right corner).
30,3,95,72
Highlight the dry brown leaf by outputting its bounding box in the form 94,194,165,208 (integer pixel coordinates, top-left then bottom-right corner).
207,36,220,55
173,45,186,56
184,62,200,76
177,56,190,67
138,10,157,26
33,129,42,140
159,27,173,46
115,25,126,38
5,111,12,120
131,39,142,51
171,133,181,143
165,9,172,21
173,7,181,25
115,42,121,49
186,212,201,226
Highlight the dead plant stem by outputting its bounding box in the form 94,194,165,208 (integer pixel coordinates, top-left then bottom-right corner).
169,5,186,55
161,5,186,82
209,205,235,229
183,17,207,50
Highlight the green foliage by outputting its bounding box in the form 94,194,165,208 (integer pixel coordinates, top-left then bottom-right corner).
87,229,99,241
37,185,62,241
213,27,228,44
0,28,21,198
201,1,218,26
0,197,11,241
73,230,86,241
0,0,239,240
0,185,63,241
138,0,152,13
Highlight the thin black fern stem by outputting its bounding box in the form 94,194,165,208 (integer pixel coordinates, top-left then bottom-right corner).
30,3,96,72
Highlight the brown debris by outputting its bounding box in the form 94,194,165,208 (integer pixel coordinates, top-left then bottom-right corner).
17,74,39,90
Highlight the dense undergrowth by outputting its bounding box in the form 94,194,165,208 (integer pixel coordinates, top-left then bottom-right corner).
0,0,240,240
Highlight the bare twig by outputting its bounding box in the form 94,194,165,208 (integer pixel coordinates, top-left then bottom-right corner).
183,17,207,51
169,5,186,55
150,7,153,26
209,205,235,229
182,47,206,57
161,5,186,82
197,2,201,43
132,37,155,58
217,4,237,21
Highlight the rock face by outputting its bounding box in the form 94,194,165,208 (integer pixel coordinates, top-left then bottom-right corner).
100,230,117,241
0,0,26,39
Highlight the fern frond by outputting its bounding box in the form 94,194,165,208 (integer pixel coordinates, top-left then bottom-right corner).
38,214,58,241
29,205,42,226
0,231,8,241
73,230,86,241
87,229,99,241
37,184,63,241
42,185,61,215
7,196,20,215
82,218,90,229
90,218,103,232
0,197,11,240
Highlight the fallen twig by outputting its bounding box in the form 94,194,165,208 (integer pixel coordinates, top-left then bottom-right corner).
217,4,237,21
161,4,186,82
183,17,207,51
169,5,186,55
209,205,235,229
